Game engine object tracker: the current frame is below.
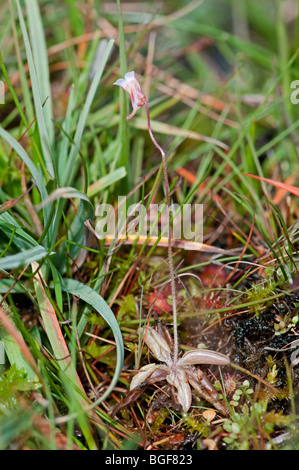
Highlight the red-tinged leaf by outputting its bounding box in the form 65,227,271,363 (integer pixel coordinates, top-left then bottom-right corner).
148,291,172,314
169,433,185,444
199,265,228,287
244,173,299,197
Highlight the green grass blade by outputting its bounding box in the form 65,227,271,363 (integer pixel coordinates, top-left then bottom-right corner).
35,187,93,211
0,327,36,380
16,0,55,179
9,0,34,125
0,245,51,270
61,278,124,407
57,84,76,183
0,52,28,127
87,167,127,198
0,127,47,198
63,39,114,186
116,0,129,193
25,0,54,147
0,127,53,247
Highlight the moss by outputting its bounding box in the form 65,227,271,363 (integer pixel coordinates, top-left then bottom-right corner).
0,364,39,413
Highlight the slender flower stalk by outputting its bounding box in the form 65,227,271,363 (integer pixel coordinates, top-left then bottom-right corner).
114,71,179,363
143,100,178,363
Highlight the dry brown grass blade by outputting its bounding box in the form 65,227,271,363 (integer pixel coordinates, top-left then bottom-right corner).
44,1,202,56
156,82,238,129
0,185,32,214
103,234,239,254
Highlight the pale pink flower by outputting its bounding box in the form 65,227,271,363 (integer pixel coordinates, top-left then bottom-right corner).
113,71,146,120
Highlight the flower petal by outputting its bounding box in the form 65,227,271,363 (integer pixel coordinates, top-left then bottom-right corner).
178,349,230,367
126,102,140,120
124,71,135,81
113,78,127,89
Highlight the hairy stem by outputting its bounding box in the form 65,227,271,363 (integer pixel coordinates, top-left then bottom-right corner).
144,100,178,364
